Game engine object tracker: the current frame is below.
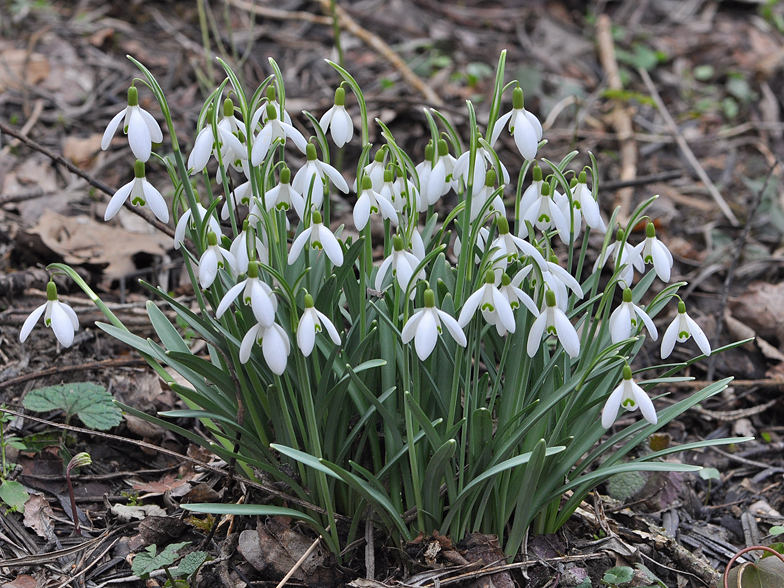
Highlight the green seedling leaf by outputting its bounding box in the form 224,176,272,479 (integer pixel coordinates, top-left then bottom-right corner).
765,543,784,556
0,480,29,512
171,551,209,578
770,526,784,536
23,383,122,430
699,467,720,481
132,541,190,579
607,470,647,501
602,565,634,585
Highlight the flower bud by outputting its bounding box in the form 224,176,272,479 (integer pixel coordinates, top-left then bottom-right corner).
532,165,542,182
280,167,291,184
623,288,633,303
207,230,218,246
484,269,495,284
678,300,686,314
333,86,345,106
393,235,404,251
424,289,436,308
266,102,278,121
223,97,234,117
485,169,496,187
497,216,510,234
578,170,587,184
622,364,632,380
248,261,260,278
306,143,317,161
541,183,550,197
646,221,656,238
312,210,323,224
545,289,556,307
437,139,448,157
127,86,138,107
47,281,58,301
513,87,524,110
361,176,373,191
304,293,315,308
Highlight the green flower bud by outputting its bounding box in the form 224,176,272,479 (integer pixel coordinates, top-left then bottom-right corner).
501,273,511,287
569,177,578,189
646,221,656,238
266,85,277,101
578,170,587,184
46,281,58,301
485,169,496,187
361,176,373,191
280,167,291,184
424,289,436,308
334,86,345,106
623,364,632,380
374,148,385,163
616,227,625,241
207,231,218,246
312,210,322,224
484,270,495,284
623,288,633,303
393,235,404,251
248,261,259,278
532,165,542,182
266,102,278,121
437,139,448,157
497,216,510,234
306,143,317,161
304,293,315,308
545,289,556,307
541,183,550,196
384,169,394,183
127,86,138,107
242,219,250,231
678,300,686,314
513,87,524,110
223,97,234,118
424,143,434,162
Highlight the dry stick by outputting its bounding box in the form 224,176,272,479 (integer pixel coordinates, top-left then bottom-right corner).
0,357,149,388
311,0,444,107
274,531,325,588
638,67,740,227
0,406,351,521
600,170,683,191
596,14,637,223
224,0,332,24
705,162,777,381
0,120,175,238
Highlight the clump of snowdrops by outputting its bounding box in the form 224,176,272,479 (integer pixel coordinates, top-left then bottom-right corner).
22,52,746,558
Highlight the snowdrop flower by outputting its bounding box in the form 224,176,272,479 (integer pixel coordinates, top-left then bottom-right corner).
470,170,505,222
297,294,341,356
458,270,516,335
661,300,711,359
262,167,306,220
101,86,163,163
250,103,308,165
536,255,584,312
609,288,658,344
354,176,397,231
215,262,276,327
390,167,425,214
453,226,489,263
254,86,292,127
554,180,582,240
221,179,252,220
199,230,237,289
519,182,571,244
527,289,580,358
402,289,467,361
632,221,673,283
292,143,350,209
517,165,544,236
320,86,354,148
601,364,657,428
572,171,606,233
230,220,269,274
489,217,547,280
496,271,539,336
239,321,290,374
288,210,343,266
174,202,221,250
593,227,644,287
375,235,425,294
105,160,169,223
20,281,79,348
420,139,455,206
215,98,250,169
489,87,542,161
358,149,387,192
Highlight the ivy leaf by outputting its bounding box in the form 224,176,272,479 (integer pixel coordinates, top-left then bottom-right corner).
23,383,122,430
0,480,29,513
602,566,634,585
131,542,190,579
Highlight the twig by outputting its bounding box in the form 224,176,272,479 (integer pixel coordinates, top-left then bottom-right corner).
710,445,784,474
0,407,350,521
53,537,119,588
600,170,683,191
0,357,148,388
706,162,777,380
274,532,325,588
638,67,740,227
311,0,443,106
0,120,175,238
225,0,332,24
596,14,637,223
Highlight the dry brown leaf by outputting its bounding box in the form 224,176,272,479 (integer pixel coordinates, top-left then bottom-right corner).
22,493,53,539
0,49,49,91
20,209,169,280
2,574,37,588
729,282,784,343
131,473,195,498
63,135,103,168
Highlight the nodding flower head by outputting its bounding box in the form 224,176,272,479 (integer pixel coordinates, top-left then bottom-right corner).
20,280,80,348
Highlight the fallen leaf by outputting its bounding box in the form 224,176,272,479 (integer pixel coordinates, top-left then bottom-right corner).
459,533,514,588
2,574,37,588
23,493,53,539
0,49,49,91
63,134,103,168
111,503,167,522
131,473,192,498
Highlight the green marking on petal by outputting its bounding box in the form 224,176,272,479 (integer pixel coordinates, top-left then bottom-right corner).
132,196,146,206
312,240,323,250
679,331,690,339
622,398,636,408
538,214,550,223
481,303,495,312
546,326,557,335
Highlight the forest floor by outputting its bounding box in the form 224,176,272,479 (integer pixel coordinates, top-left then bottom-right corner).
2,0,784,586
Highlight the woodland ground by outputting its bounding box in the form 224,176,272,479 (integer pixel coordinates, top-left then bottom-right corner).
2,0,784,587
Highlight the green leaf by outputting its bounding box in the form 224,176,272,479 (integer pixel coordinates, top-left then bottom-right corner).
727,556,784,588
0,480,29,512
170,551,210,579
770,526,784,536
602,566,634,585
131,542,190,580
607,471,647,501
699,467,720,481
23,383,122,430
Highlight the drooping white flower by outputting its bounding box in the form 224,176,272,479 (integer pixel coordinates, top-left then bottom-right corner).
199,230,237,289
609,287,658,344
260,167,306,220
458,270,516,335
358,149,387,193
535,255,584,312
571,171,606,233
288,210,343,266
319,86,354,148
375,235,425,295
239,321,290,374
215,262,277,327
254,85,292,127
554,182,582,240
453,143,509,198
221,179,252,221
105,160,169,223
601,364,657,428
526,289,580,358
20,281,80,348
489,216,547,280
392,168,425,213
230,220,269,274
250,103,308,165
661,300,711,359
519,181,571,244
297,293,342,356
402,289,467,361
101,86,163,163
496,270,539,336
632,221,673,283
489,87,542,161
420,139,455,206
354,175,398,231
292,143,350,209
174,203,221,250
593,227,644,288
470,169,506,222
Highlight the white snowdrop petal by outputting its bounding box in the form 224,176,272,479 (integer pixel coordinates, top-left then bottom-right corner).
414,310,439,360
660,318,679,359
319,107,335,133
437,310,467,347
320,162,350,194
62,303,80,331
513,115,539,160
287,228,312,265
101,108,127,150
174,210,191,249
281,122,308,153
216,281,245,319
651,241,672,282
610,305,631,344
139,108,163,143
375,256,394,291
319,226,344,267
142,181,169,223
353,193,371,231
199,249,218,288
401,310,424,344
105,180,134,221
686,315,712,356
553,310,580,358
632,382,658,425
50,302,75,347
250,280,275,327
601,385,625,428
20,303,46,342
524,109,543,141
239,324,260,364
458,289,484,327
526,312,547,357
127,108,152,162
316,309,342,345
297,311,316,356
633,304,658,341
251,126,273,165
188,127,214,172
489,111,512,146
493,289,516,334
263,326,289,375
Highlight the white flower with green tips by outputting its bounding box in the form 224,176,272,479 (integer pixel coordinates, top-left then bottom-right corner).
297,294,342,357
527,289,580,358
375,235,424,294
601,364,657,428
593,227,643,287
292,143,350,208
609,287,658,344
496,271,539,336
20,281,79,348
489,86,542,161
354,175,398,231
215,262,277,327
419,139,455,206
253,86,292,128
470,169,505,222
250,102,308,165
105,160,169,223
319,86,354,148
288,210,343,267
489,216,547,279
402,289,467,361
174,203,221,250
230,220,269,274
101,86,163,163
661,300,711,359
239,321,290,374
199,230,237,289
632,221,673,283
571,171,606,232
518,180,570,244
458,270,517,335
